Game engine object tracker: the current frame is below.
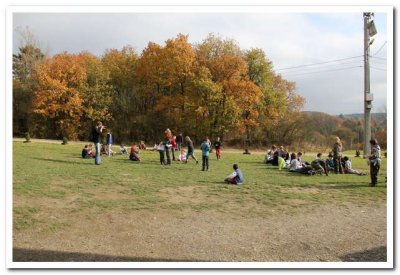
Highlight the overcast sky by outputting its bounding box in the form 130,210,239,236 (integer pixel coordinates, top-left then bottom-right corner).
13,12,388,115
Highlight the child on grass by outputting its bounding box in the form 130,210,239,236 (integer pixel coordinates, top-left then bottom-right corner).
178,149,187,162
224,164,244,185
200,137,211,171
184,136,198,164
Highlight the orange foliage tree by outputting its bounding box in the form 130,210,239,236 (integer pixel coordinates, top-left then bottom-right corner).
33,52,113,140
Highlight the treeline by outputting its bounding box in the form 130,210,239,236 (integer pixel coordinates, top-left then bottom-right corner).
13,33,304,145
298,112,387,151
13,32,386,150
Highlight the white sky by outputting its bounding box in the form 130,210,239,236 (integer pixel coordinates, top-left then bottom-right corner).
13,11,389,115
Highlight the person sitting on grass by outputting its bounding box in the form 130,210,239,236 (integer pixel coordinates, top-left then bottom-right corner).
343,156,367,175
266,150,279,166
278,155,290,170
325,153,335,172
81,145,92,159
264,145,277,164
139,140,146,150
224,164,244,185
289,152,314,175
87,144,95,157
119,144,128,154
178,149,187,162
311,153,328,176
101,144,107,155
129,144,140,161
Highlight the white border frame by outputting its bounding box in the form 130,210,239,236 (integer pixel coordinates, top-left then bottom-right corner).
5,4,394,269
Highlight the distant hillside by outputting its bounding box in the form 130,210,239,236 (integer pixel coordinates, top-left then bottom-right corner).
302,111,387,121
340,113,387,121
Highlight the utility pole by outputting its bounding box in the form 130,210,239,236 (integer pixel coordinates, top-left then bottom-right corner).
363,12,377,156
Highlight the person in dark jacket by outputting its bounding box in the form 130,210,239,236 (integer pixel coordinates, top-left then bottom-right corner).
366,138,381,186
184,136,198,164
176,133,184,152
213,137,222,160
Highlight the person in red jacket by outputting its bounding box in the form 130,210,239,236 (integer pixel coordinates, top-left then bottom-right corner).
170,135,177,161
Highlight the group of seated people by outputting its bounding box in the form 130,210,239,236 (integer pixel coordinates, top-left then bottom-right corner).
264,145,366,176
81,141,146,162
81,144,95,158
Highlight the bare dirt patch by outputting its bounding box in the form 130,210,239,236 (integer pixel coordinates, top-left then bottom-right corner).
13,202,387,262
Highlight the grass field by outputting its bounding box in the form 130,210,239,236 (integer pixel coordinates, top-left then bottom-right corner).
13,140,387,234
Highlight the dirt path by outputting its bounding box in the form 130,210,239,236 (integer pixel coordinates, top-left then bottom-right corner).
13,202,386,262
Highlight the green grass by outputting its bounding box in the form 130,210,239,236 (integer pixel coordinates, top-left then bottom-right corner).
13,141,387,231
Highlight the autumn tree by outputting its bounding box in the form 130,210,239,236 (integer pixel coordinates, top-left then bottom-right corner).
33,52,113,140
13,44,45,136
194,34,263,142
102,46,138,141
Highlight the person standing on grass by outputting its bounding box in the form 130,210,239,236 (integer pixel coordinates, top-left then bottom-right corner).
176,133,184,152
170,135,177,161
366,138,381,187
224,164,244,185
214,137,222,160
184,136,198,164
200,137,211,171
92,121,105,165
332,136,344,174
157,141,166,165
164,128,172,165
106,130,113,157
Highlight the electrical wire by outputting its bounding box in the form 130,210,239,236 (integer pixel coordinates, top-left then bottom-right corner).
369,55,386,60
371,41,387,56
275,55,363,71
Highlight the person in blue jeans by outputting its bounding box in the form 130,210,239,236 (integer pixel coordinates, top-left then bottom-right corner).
200,137,211,171
106,130,113,157
92,121,105,165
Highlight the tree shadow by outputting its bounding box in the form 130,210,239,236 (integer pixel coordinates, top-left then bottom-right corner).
340,246,387,262
13,247,203,262
31,157,93,165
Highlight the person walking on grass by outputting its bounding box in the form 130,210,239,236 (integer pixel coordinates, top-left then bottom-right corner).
366,138,381,187
92,121,105,165
200,137,211,171
184,136,198,164
214,137,222,160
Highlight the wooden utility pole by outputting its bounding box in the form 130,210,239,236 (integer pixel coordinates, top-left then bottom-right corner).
363,12,376,156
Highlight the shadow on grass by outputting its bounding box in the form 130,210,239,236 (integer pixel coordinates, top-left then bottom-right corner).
13,248,202,262
32,157,93,165
340,246,387,262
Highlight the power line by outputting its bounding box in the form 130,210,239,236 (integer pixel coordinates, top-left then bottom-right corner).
369,55,386,60
275,55,363,71
281,65,362,77
276,59,363,74
371,41,387,56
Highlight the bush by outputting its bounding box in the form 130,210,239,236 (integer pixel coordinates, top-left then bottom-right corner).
23,132,31,143
61,137,68,145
